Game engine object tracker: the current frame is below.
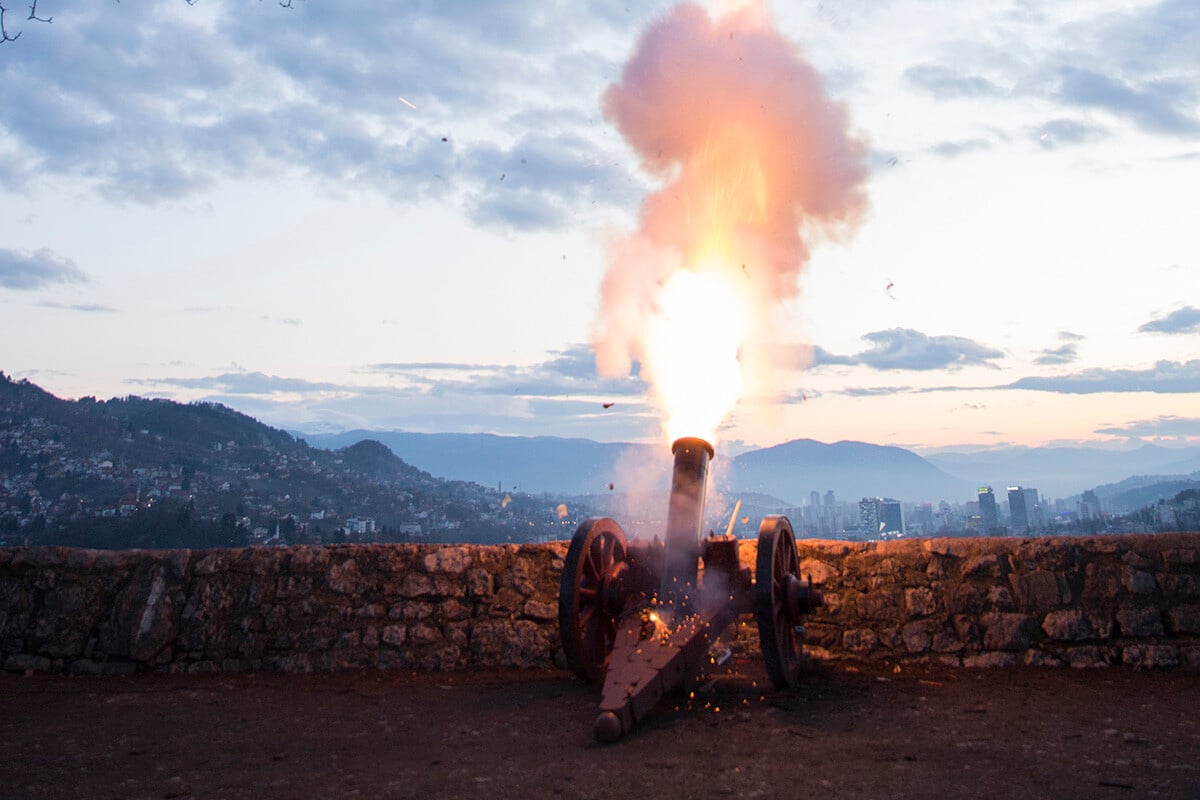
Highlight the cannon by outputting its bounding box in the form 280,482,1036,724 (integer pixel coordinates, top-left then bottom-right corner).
558,436,823,742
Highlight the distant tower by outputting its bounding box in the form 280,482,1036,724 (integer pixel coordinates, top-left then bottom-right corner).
823,490,837,534
880,498,905,535
978,487,999,533
1024,488,1042,530
858,497,883,536
1008,486,1029,531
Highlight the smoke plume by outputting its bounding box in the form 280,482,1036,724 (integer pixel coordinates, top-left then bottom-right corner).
593,2,869,441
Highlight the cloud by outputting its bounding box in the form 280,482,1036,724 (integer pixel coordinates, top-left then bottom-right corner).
1033,118,1109,150
37,301,116,313
837,386,914,398
1053,67,1199,135
0,4,643,231
133,346,658,440
1094,416,1200,438
1006,360,1200,394
1034,344,1078,366
815,328,1005,372
0,248,88,290
929,139,992,158
1138,306,1200,335
903,64,1005,98
1032,330,1084,366
147,371,349,395
366,343,646,399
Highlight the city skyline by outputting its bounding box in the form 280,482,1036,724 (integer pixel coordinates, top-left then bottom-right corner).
2,1,1198,452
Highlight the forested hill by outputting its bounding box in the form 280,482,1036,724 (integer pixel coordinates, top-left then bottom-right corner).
0,374,574,548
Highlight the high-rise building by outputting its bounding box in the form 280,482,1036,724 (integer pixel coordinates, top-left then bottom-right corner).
1008,486,1029,531
858,497,882,535
1023,487,1042,530
978,487,999,533
1080,490,1102,521
823,491,838,535
910,503,934,535
881,499,905,535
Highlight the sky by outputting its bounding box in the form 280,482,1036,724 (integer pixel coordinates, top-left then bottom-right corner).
1,0,1199,453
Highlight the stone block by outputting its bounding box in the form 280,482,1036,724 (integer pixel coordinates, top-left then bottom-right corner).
1116,606,1164,637
467,568,493,598
1166,604,1200,634
398,572,434,599
388,601,433,621
381,625,407,647
963,652,1018,668
798,558,838,586
904,587,937,617
409,622,441,644
1011,570,1070,610
1121,550,1157,571
949,584,985,615
952,614,980,644
1158,573,1199,600
901,620,936,654
842,628,878,654
1122,644,1179,670
1042,609,1095,642
441,599,472,621
432,575,468,598
1023,650,1064,668
1082,563,1121,605
1065,646,1116,669
326,559,371,595
857,591,900,621
444,621,470,646
1086,611,1115,639
987,585,1015,610
523,599,556,621
421,547,470,575
469,619,553,668
1121,566,1157,596
982,613,1037,652
1163,549,1197,565
493,587,525,613
962,554,1003,578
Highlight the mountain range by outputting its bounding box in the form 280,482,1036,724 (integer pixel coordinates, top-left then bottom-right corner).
298,429,1200,506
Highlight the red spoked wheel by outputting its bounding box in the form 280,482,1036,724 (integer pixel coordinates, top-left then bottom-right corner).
559,517,628,682
755,515,804,689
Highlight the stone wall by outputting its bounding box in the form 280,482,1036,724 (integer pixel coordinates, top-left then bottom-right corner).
1,532,1198,675
784,532,1200,670
0,544,567,675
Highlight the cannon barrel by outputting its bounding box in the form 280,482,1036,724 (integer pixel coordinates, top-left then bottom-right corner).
661,436,714,606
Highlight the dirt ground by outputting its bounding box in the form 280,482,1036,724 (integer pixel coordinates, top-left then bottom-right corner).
3,659,1199,800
